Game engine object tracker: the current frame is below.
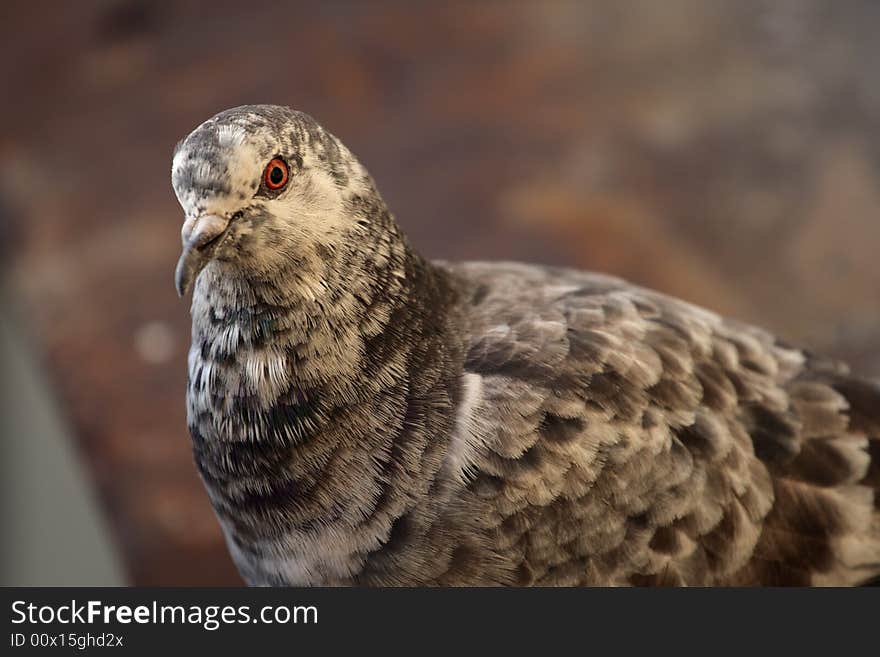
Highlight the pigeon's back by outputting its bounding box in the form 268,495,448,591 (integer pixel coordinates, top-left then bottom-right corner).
438,261,880,586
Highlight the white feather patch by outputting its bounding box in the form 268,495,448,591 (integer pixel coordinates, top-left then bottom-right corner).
444,372,485,483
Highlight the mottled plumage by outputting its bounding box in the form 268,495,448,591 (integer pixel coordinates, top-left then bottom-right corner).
172,105,880,586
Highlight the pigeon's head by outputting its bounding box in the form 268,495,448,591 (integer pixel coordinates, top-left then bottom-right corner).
172,105,373,296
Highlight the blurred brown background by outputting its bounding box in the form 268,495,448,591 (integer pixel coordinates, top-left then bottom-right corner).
1,0,878,584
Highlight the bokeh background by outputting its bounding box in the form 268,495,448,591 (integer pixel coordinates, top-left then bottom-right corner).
1,0,878,585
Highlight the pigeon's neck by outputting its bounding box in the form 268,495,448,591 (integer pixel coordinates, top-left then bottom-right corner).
186,208,470,584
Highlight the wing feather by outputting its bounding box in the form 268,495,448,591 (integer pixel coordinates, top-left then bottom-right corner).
445,261,880,586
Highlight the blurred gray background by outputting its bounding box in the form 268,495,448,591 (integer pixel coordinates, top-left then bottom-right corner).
1,0,878,584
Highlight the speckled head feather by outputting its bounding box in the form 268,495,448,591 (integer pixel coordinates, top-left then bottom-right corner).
173,105,880,586
172,105,376,296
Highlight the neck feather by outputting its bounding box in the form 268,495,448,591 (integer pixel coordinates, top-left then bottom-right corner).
185,205,468,583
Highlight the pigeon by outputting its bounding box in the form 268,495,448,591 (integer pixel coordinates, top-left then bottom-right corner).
172,105,880,586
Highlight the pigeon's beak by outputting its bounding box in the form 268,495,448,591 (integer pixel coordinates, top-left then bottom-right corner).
174,214,230,297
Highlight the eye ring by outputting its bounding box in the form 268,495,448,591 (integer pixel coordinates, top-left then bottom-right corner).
263,157,289,191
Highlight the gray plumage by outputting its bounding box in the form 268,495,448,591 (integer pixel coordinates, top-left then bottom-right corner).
172,105,880,586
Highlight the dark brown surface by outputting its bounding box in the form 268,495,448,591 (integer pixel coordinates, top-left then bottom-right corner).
1,0,878,584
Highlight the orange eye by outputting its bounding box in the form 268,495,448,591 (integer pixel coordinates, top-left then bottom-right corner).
263,158,289,190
